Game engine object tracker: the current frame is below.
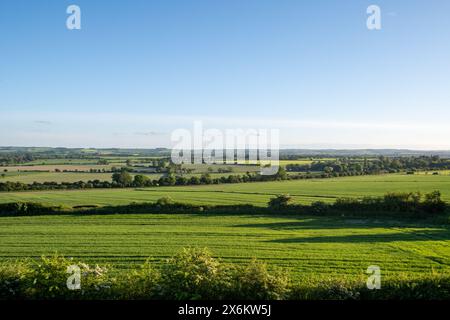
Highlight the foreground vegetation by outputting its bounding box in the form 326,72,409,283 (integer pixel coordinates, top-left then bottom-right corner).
1,248,450,300
1,210,449,280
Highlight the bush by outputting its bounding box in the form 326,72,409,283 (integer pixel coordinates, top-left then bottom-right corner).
0,202,22,215
268,194,293,209
0,261,32,299
422,191,447,214
28,254,114,299
382,192,422,213
231,259,289,300
21,202,62,215
2,249,450,300
330,191,447,217
156,196,175,206
310,201,330,215
158,248,228,300
117,260,160,299
307,279,361,300
112,171,132,187
361,274,450,300
333,198,361,211
26,254,75,299
0,202,64,216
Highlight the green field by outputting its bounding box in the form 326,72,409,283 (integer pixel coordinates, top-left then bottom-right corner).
1,171,450,285
0,213,449,280
0,163,263,183
22,159,100,165
0,171,258,184
1,173,449,207
1,164,112,172
1,172,114,183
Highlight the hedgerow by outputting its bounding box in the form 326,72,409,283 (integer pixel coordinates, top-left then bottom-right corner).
1,249,450,300
0,191,447,218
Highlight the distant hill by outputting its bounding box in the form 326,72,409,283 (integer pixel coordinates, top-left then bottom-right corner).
279,149,450,157
0,147,171,157
1,147,450,158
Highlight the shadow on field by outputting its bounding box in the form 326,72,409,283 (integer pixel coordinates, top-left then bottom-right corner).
233,218,438,231
133,188,339,201
267,228,450,244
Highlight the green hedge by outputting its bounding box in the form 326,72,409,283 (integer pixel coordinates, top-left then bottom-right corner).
0,202,66,216
1,248,450,300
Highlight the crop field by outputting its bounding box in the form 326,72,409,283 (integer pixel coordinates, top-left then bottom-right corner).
1,166,450,287
0,171,260,184
415,170,450,175
0,172,115,183
180,163,260,173
22,159,101,165
1,164,112,172
1,173,449,207
278,159,314,165
1,163,264,182
0,213,449,281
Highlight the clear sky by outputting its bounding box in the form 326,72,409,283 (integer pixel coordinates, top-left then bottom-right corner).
1,0,450,149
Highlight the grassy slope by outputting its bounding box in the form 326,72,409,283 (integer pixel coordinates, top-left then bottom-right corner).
1,173,449,207
0,172,259,184
1,172,114,183
0,213,449,280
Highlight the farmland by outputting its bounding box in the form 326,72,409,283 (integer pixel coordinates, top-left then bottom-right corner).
0,172,114,184
1,173,449,207
1,150,450,298
1,213,449,282
0,161,262,184
0,171,263,184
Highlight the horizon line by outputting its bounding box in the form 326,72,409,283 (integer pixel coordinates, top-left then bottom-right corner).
2,146,450,153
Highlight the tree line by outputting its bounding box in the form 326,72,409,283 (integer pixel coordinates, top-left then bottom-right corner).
0,153,35,166
286,156,450,176
0,167,289,192
268,191,447,215
1,155,450,193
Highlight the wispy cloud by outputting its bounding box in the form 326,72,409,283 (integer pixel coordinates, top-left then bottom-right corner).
20,112,447,132
34,120,52,125
2,112,449,149
134,131,167,136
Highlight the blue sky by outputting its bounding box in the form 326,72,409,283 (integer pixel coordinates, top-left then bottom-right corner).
1,0,450,149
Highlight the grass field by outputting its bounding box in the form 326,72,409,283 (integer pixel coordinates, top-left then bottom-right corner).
1,164,112,172
1,163,263,182
1,172,115,183
23,159,100,165
1,171,450,285
0,171,259,184
1,173,449,207
0,213,449,280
